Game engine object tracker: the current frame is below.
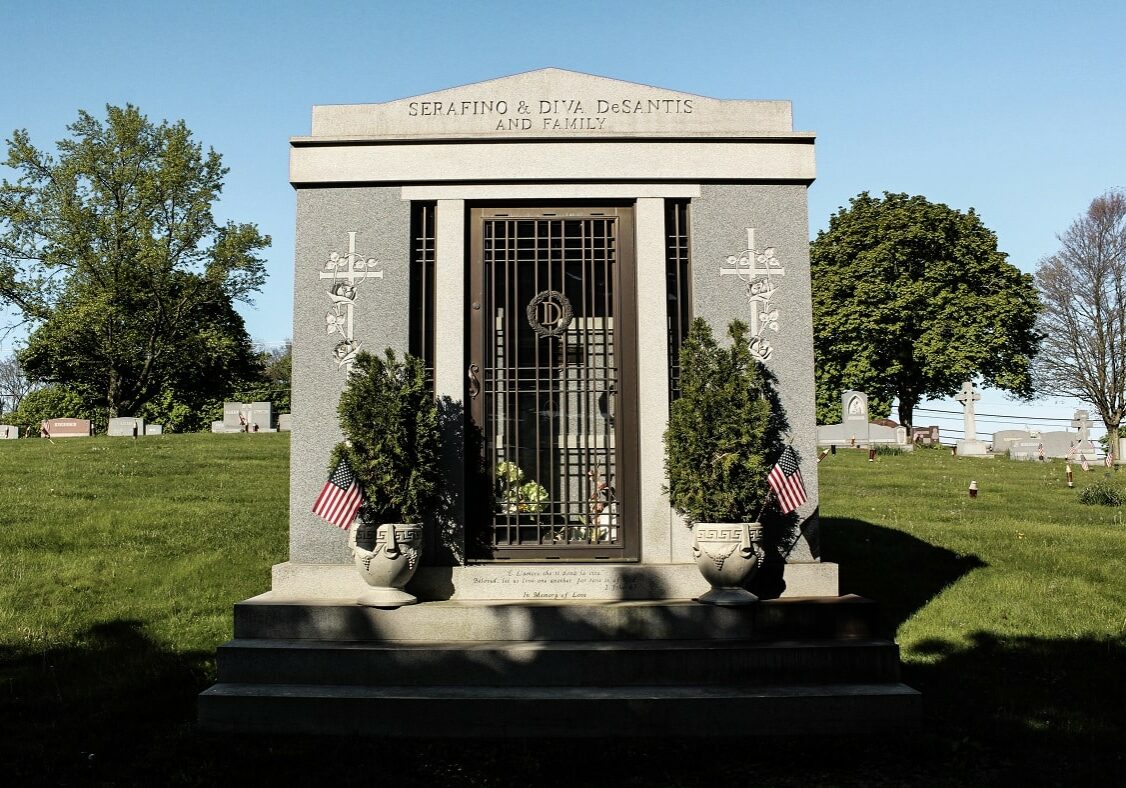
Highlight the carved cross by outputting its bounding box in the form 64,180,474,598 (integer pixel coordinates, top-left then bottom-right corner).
320,231,383,368
719,228,785,360
954,381,982,442
1071,410,1092,442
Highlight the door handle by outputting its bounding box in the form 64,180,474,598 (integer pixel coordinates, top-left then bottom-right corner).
468,363,481,400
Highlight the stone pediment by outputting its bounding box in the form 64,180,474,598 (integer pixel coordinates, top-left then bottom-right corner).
308,68,798,139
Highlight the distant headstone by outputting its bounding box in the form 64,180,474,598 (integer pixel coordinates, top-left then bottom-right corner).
145,424,163,436
277,413,292,432
223,402,248,431
107,417,144,437
212,402,249,433
249,401,274,431
213,401,277,433
954,382,990,457
0,424,18,439
991,429,1028,452
816,390,912,449
911,426,939,445
999,411,1099,461
43,418,92,438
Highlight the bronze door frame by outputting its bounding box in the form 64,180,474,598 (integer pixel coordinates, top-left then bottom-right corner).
468,204,640,561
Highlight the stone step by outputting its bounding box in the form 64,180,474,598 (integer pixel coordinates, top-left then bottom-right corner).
216,637,902,687
233,594,881,642
198,681,922,736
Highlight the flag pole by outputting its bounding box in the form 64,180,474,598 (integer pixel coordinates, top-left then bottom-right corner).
754,488,775,523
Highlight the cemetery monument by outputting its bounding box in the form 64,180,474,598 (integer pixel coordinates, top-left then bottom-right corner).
954,381,990,457
200,69,918,735
212,401,276,433
994,409,1099,461
41,418,91,438
817,390,912,449
107,417,144,437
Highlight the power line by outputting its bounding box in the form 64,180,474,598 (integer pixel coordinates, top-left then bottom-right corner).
915,407,1078,422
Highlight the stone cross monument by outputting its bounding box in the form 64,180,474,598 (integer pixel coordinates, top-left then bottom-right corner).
1071,410,1091,442
954,381,990,457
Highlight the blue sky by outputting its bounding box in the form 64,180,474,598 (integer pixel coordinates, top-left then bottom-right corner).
3,0,1124,437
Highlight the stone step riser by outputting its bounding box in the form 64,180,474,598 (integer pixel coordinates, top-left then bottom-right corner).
216,640,902,687
198,682,922,736
233,598,880,643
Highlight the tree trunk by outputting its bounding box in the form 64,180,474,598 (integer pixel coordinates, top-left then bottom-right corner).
1104,420,1120,459
897,393,919,431
106,370,120,420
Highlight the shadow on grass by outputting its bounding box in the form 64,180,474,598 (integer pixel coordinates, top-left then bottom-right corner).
816,516,1124,783
0,619,211,783
0,619,420,785
3,617,1123,785
901,631,1126,786
819,516,987,634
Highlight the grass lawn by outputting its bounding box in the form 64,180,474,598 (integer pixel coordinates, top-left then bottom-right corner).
1,436,1123,785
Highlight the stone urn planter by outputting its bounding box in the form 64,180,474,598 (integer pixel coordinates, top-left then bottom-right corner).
323,348,441,610
664,318,778,606
692,522,765,605
349,520,424,608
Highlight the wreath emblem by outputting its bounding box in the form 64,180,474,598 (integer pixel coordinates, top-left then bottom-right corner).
526,289,574,338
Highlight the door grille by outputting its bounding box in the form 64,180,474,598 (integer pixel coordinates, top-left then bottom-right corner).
477,212,629,557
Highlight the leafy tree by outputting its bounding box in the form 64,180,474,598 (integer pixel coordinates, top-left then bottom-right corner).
0,105,269,421
0,354,37,415
1034,190,1126,437
811,192,1041,428
237,342,292,414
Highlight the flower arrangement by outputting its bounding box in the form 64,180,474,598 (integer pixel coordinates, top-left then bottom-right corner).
495,460,549,514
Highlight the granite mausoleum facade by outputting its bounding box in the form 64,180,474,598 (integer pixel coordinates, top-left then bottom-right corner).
199,71,923,737
280,69,833,600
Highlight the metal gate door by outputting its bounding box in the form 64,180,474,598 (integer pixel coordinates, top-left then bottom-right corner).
469,206,638,560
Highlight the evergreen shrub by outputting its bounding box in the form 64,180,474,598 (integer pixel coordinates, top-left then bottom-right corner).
331,349,441,524
664,318,774,524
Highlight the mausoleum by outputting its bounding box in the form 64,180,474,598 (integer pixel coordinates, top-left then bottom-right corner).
200,70,918,735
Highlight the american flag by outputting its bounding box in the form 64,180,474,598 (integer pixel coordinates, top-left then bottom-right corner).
1081,456,1090,472
312,457,363,530
767,445,807,514
1106,452,1114,468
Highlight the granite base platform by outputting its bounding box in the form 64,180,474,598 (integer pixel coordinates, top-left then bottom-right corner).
199,595,920,737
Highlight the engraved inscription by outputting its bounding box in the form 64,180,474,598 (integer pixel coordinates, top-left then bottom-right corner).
465,567,651,599
406,95,694,134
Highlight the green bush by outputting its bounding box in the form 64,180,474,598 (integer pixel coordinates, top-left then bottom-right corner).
331,349,441,524
137,389,224,433
8,386,102,435
1078,477,1124,507
664,318,775,524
